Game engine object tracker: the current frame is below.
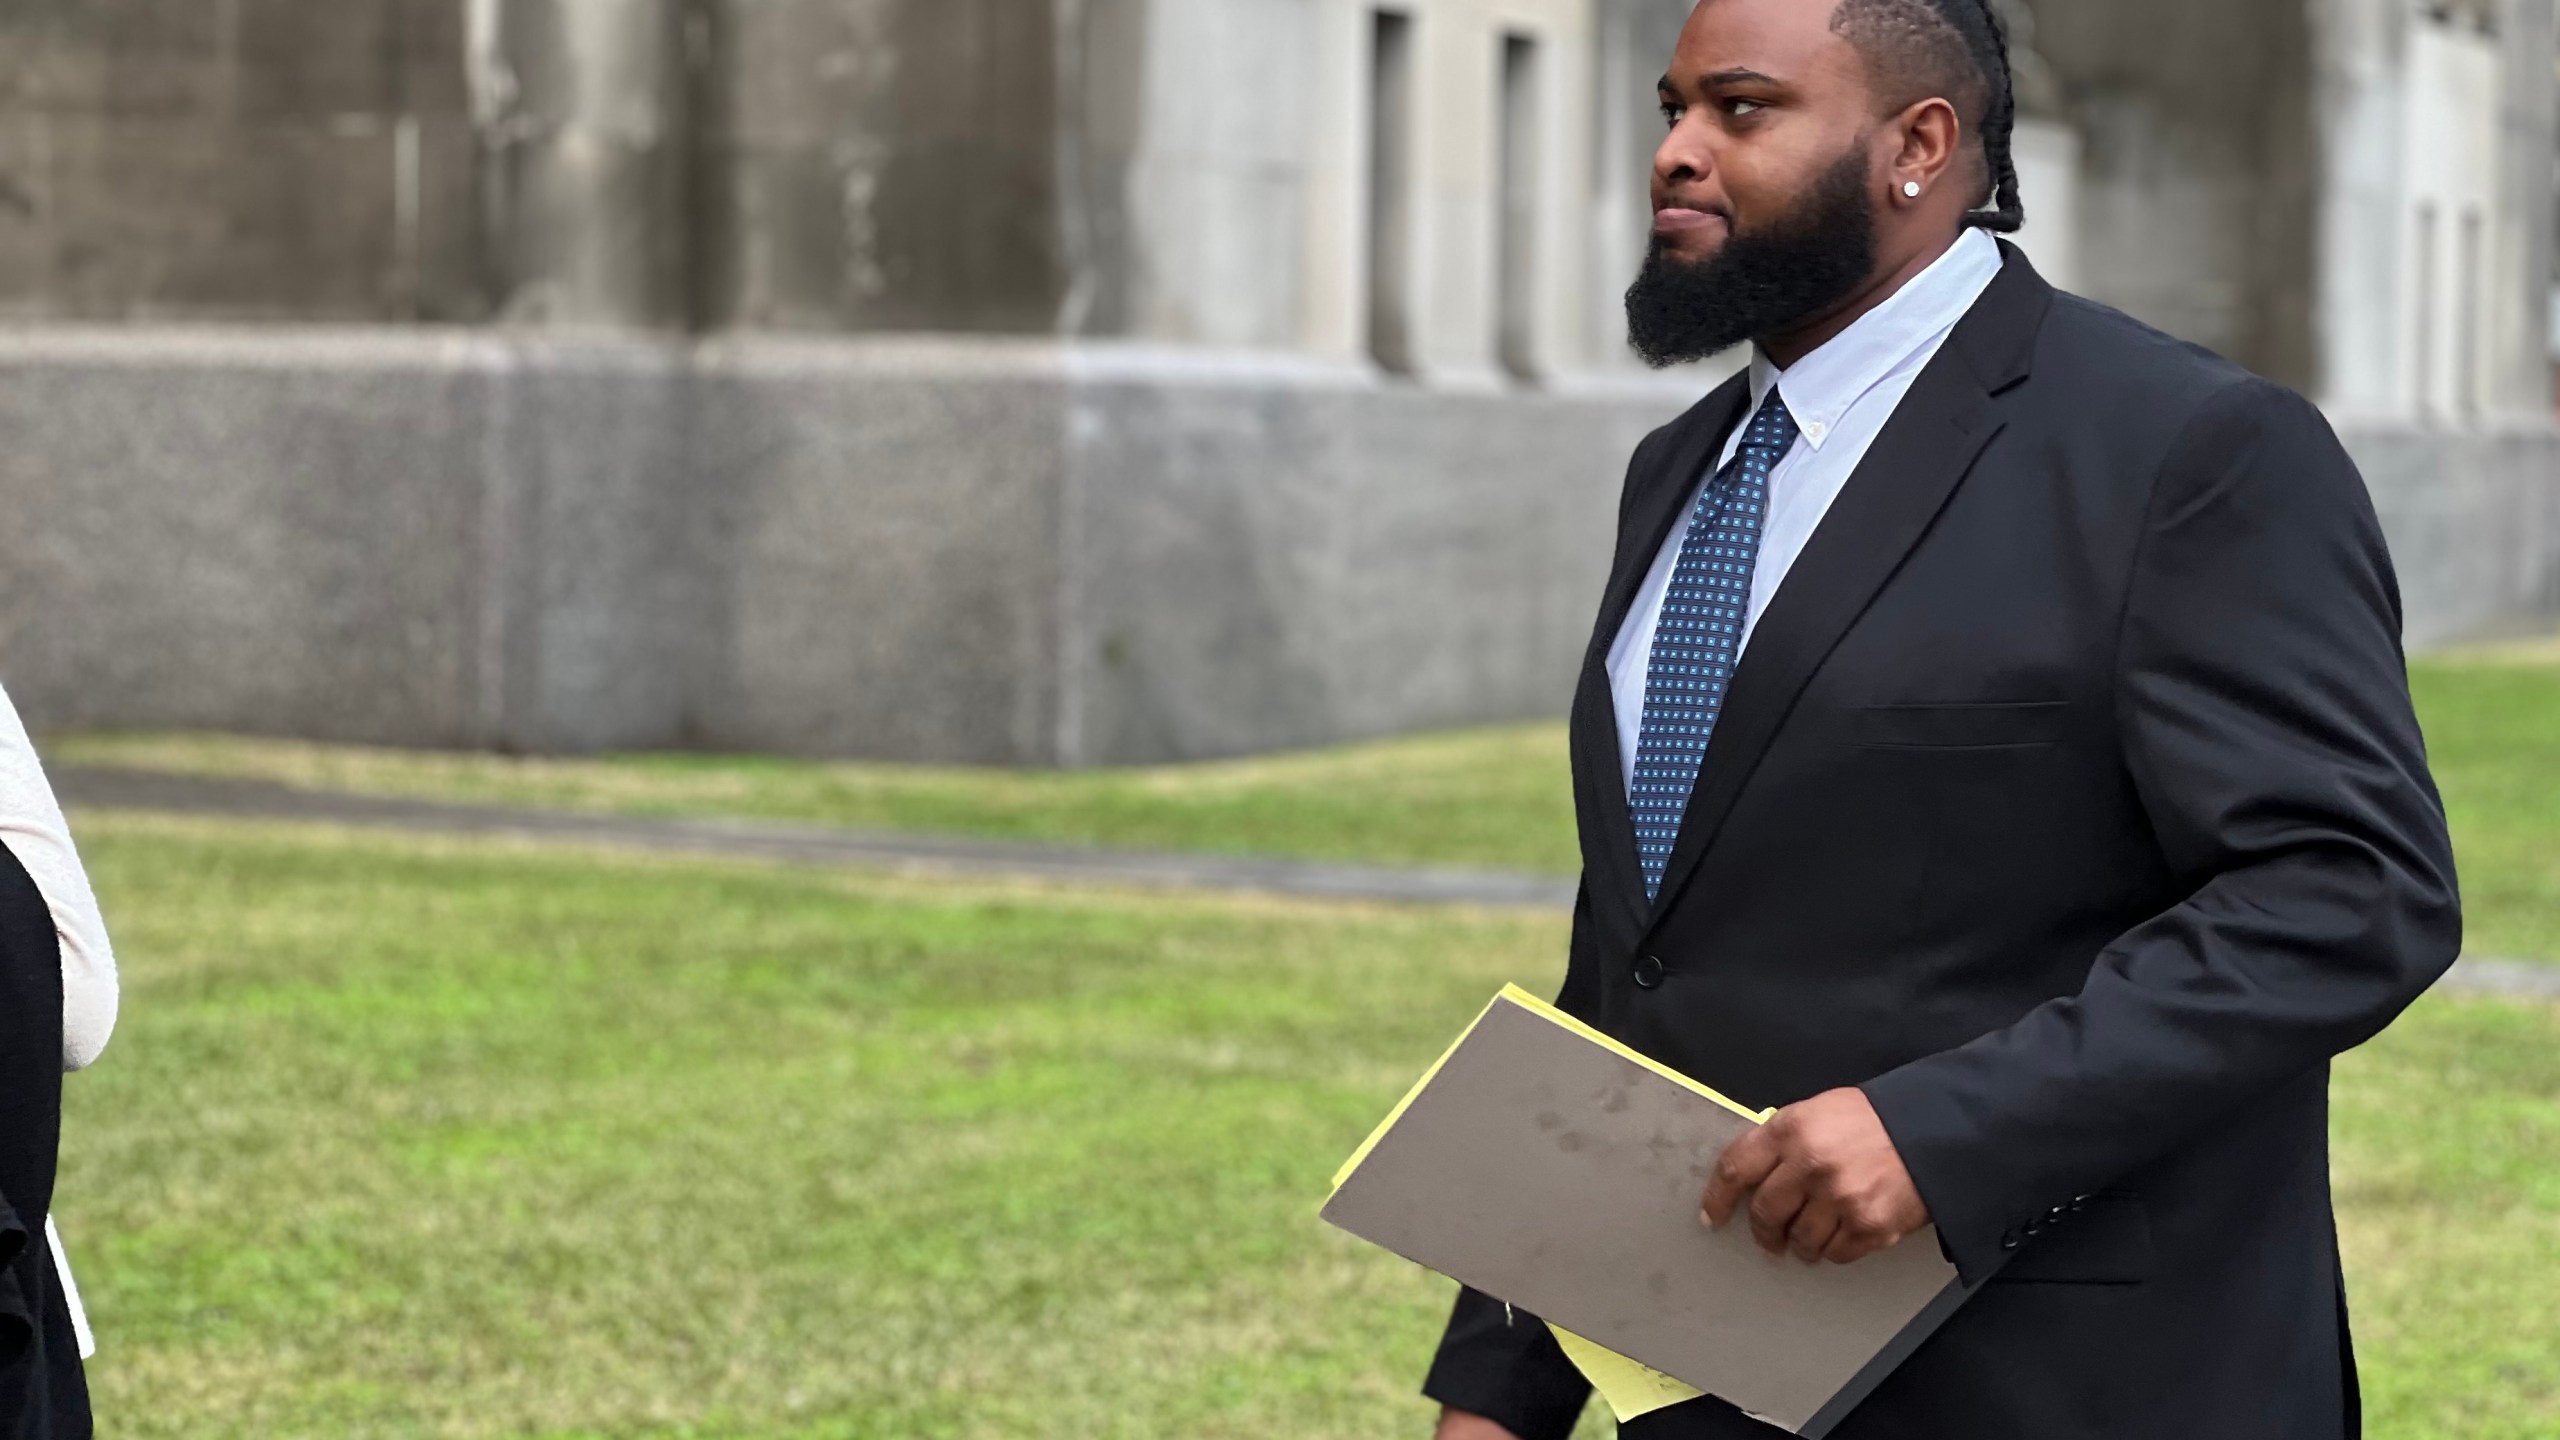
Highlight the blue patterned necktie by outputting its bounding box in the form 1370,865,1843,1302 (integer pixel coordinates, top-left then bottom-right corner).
1630,391,1799,902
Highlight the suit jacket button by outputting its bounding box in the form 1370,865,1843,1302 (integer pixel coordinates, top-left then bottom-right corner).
2000,1229,2022,1251
1632,955,1666,989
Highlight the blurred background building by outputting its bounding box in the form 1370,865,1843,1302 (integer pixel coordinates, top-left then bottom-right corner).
0,0,2552,764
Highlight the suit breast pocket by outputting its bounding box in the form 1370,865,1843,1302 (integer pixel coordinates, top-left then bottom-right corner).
1849,701,2080,941
1855,700,2073,750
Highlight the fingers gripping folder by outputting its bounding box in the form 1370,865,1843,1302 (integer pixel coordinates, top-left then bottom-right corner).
1322,986,1977,1436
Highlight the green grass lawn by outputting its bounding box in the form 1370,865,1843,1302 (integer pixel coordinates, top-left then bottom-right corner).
54,813,2560,1438
51,649,2560,961
2409,647,2560,961
61,814,1578,1439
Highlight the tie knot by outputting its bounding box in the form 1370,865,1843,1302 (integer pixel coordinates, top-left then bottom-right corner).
1710,391,1798,497
1745,393,1800,453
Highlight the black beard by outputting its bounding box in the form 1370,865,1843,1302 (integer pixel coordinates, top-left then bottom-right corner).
1624,143,1881,368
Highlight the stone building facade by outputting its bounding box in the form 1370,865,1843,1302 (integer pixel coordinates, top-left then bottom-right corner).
0,0,2552,763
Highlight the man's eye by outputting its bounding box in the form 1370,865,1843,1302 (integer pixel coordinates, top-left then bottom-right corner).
1727,98,1767,117
1660,102,1684,129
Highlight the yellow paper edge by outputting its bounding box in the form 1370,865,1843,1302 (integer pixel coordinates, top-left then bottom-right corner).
1549,1324,1706,1423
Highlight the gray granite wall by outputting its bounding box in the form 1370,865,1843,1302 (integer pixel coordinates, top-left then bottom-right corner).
0,332,2548,765
2346,420,2560,649
684,339,1075,760
1056,355,1662,761
0,331,1682,763
0,331,698,747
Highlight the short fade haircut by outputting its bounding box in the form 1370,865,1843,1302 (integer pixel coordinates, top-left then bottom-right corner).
1829,0,2025,233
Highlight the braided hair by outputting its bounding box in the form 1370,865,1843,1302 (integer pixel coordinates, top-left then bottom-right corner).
1831,0,2026,233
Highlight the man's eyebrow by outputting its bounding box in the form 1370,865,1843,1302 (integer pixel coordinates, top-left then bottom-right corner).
1658,67,1785,97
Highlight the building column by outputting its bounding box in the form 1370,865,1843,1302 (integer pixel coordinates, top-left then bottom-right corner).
468,0,695,327
2491,0,2557,414
2030,0,2320,391
690,0,1068,333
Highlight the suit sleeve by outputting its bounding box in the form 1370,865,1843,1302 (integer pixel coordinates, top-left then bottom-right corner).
1417,885,1598,1439
1860,378,2462,1286
0,1195,26,1365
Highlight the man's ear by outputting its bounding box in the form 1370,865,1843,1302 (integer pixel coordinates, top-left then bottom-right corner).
1883,96,1964,202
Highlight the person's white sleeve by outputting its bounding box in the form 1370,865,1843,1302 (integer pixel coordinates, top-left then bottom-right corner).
0,681,118,1071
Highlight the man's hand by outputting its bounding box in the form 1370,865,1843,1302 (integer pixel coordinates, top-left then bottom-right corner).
1699,1087,1928,1264
1433,1408,1521,1440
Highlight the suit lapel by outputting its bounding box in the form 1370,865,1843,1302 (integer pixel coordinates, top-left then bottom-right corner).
1574,373,1752,933
1570,662,1650,935
1642,247,2056,928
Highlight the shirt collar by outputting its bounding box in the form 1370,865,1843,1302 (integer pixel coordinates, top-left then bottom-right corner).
1747,228,2005,450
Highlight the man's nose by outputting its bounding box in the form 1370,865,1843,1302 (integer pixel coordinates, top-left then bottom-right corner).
1653,119,1712,197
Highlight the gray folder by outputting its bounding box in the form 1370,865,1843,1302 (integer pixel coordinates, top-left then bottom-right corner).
1322,987,1975,1436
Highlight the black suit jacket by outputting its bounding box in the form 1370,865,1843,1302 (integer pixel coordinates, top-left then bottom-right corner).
0,838,91,1440
1422,246,2460,1440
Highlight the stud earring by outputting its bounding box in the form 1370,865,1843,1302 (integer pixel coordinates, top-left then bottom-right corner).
1902,181,1922,199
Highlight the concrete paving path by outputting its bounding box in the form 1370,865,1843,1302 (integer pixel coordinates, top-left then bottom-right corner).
54,765,2554,1001
52,766,1581,911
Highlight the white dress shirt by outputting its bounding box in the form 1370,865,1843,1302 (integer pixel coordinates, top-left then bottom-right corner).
0,680,115,1356
1607,229,2005,793
0,681,117,1071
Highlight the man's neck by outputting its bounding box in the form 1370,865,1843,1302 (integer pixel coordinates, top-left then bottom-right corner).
1756,229,1964,371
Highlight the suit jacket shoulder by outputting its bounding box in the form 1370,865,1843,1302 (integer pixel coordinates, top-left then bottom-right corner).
2032,291,2293,443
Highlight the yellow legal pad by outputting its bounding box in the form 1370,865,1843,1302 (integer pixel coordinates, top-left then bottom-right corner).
1322,985,1971,1438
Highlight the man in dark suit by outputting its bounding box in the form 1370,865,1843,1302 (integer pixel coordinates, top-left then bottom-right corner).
1421,0,2461,1436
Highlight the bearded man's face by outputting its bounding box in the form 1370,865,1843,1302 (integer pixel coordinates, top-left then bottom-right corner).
1626,138,1880,367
